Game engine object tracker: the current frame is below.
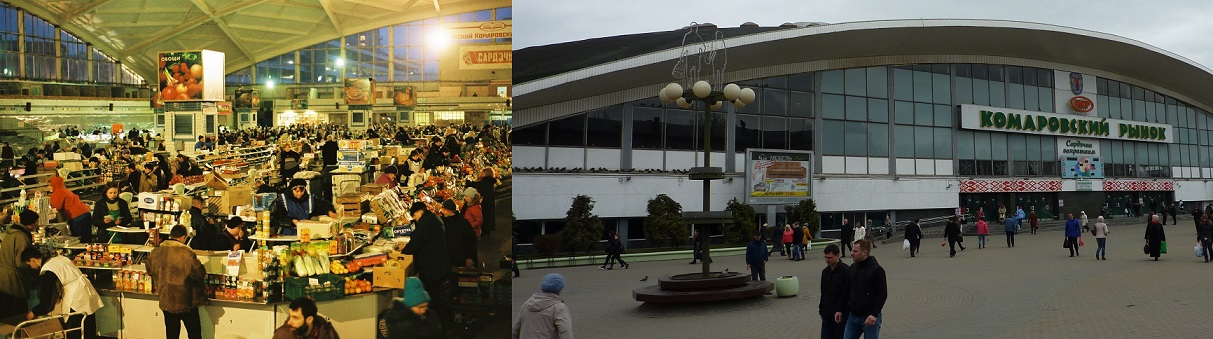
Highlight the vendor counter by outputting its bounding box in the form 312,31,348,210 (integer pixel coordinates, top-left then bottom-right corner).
95,287,397,339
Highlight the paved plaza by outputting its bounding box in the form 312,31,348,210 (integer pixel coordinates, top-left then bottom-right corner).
513,218,1213,338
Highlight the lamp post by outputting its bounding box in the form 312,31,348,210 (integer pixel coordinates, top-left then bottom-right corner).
658,80,756,275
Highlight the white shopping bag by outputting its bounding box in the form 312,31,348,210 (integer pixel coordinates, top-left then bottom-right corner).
902,239,911,250
1197,242,1205,257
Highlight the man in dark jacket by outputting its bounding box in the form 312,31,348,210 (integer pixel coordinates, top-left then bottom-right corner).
689,228,702,265
904,219,923,257
840,219,853,257
820,244,849,339
146,225,207,339
469,168,497,237
945,216,963,258
399,202,451,329
745,232,769,281
188,197,217,251
1065,213,1082,257
791,222,805,261
0,142,14,161
600,231,627,270
273,297,340,339
321,136,339,166
843,239,887,338
440,200,477,269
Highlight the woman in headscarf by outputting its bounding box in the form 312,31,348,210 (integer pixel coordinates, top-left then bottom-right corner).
50,176,94,244
92,185,133,243
270,179,337,236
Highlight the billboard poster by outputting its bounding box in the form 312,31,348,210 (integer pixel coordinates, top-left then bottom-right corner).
233,88,259,109
458,45,511,70
393,86,417,109
745,149,814,205
1062,157,1104,179
291,99,308,110
157,50,224,101
447,20,511,40
216,102,232,115
345,78,374,105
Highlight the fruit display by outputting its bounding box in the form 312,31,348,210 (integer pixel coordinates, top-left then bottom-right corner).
344,277,372,295
158,51,204,101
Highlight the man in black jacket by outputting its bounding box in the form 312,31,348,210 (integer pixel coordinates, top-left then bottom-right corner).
820,244,849,339
440,200,477,269
904,219,924,257
843,239,887,338
399,202,451,328
840,219,853,258
945,216,963,258
791,222,804,261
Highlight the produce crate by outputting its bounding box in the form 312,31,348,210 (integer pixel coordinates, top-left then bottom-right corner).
285,274,345,302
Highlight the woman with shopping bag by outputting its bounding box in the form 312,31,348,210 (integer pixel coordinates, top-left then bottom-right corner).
1144,214,1167,261
904,219,923,257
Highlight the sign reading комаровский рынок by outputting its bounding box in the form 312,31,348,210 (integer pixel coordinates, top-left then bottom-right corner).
960,104,1172,143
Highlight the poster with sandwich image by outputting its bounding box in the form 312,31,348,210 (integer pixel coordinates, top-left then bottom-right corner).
233,88,259,109
345,78,375,105
157,50,225,102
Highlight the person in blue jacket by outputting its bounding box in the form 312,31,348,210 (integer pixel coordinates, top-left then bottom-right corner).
745,232,770,281
1015,206,1026,228
1065,213,1082,257
1003,212,1019,248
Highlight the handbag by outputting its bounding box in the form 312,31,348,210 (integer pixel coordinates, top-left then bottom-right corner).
1063,238,1071,248
1143,243,1149,254
1079,237,1085,247
1161,241,1168,254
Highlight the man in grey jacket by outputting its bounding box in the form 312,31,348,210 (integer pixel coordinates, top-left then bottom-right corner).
513,273,573,339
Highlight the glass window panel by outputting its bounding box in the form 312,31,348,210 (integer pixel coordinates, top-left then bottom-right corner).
893,67,913,101
895,125,915,157
765,76,788,89
955,77,973,104
869,123,889,157
868,98,889,123
548,114,586,147
1008,66,1023,84
846,96,867,121
975,132,992,160
866,66,887,98
710,112,727,151
932,73,950,104
989,81,1005,108
956,130,974,159
1137,143,1150,166
633,107,663,149
736,114,762,152
914,103,933,126
844,68,866,96
665,109,696,150
1007,83,1024,110
790,91,812,118
914,126,933,158
587,108,623,148
1133,100,1146,122
913,71,932,103
973,79,989,106
1024,68,1037,86
1024,84,1038,110
496,7,512,20
973,65,988,80
737,87,762,114
1026,135,1041,161
1160,143,1170,166
822,94,845,120
991,133,1007,160
988,65,1004,82
763,89,788,116
895,101,915,125
821,70,844,94
763,117,787,150
844,121,867,156
934,128,952,159
822,120,845,156
1038,87,1053,112
789,72,813,91
955,64,971,78
1009,134,1026,161
789,118,814,151
1038,69,1053,88
934,104,952,127
1040,135,1056,161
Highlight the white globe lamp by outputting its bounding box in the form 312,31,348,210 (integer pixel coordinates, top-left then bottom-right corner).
723,83,741,100
692,80,712,99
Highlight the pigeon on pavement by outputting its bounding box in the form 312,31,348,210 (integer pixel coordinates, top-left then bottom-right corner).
640,276,648,282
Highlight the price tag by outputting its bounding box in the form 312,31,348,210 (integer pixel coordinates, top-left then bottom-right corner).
108,245,133,254
225,251,243,276
309,278,319,285
300,228,311,243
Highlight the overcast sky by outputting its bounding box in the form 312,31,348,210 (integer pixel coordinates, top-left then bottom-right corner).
514,0,1213,68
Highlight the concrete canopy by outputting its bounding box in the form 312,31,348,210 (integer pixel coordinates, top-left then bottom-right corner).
516,19,1213,127
9,0,509,82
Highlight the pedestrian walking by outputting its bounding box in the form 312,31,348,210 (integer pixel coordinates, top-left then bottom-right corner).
745,232,769,281
1080,211,1089,232
904,219,923,257
1145,215,1167,261
1170,203,1179,225
1029,211,1039,235
689,228,703,265
147,225,207,339
998,204,1007,223
1197,216,1212,263
840,219,854,257
792,223,805,261
783,225,795,259
864,219,877,248
512,273,573,339
1195,207,1205,234
820,244,849,339
842,239,886,339
599,232,628,270
1065,213,1081,257
800,223,813,261
853,223,867,251
1004,212,1018,248
1161,204,1170,225
766,223,782,257
945,216,963,258
1015,206,1026,229
976,218,989,249
1092,216,1109,260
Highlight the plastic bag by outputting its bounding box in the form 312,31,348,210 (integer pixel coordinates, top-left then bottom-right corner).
1079,237,1085,247
903,239,910,250
1197,242,1205,257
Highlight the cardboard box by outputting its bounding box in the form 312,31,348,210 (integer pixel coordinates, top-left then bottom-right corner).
53,152,82,161
373,266,406,289
360,184,386,195
296,220,335,239
210,186,252,215
383,147,399,157
204,173,230,190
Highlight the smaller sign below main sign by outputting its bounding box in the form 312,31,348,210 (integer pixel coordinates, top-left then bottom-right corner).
1076,181,1093,191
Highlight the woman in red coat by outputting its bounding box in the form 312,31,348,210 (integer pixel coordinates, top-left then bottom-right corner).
1029,211,1040,235
781,225,794,259
463,187,483,238
50,176,93,243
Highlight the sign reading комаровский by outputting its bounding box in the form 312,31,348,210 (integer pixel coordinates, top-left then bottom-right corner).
960,104,1172,143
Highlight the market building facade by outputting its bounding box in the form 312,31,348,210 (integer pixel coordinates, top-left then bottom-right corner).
513,19,1213,245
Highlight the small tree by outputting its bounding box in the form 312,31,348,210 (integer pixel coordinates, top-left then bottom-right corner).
560,195,604,255
532,233,563,267
644,194,688,248
785,199,822,237
725,198,757,244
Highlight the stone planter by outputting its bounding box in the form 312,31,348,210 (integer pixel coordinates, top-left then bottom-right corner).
775,275,799,297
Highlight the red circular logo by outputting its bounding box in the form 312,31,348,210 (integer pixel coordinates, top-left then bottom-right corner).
1069,96,1093,113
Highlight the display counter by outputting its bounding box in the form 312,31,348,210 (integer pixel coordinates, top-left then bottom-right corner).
95,287,397,339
